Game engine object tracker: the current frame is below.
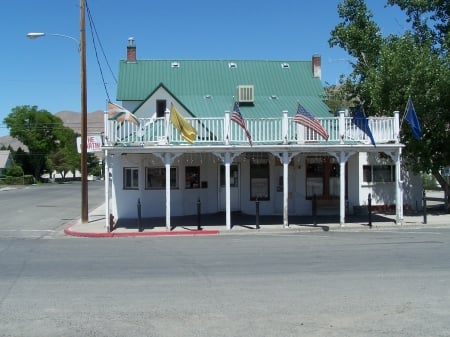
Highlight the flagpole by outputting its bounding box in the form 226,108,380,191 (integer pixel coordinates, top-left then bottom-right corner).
399,97,410,129
228,96,234,136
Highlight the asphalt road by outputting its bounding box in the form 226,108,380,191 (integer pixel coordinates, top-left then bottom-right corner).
0,183,449,336
0,181,105,239
1,231,450,335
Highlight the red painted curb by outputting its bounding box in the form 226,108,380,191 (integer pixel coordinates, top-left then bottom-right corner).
64,223,219,238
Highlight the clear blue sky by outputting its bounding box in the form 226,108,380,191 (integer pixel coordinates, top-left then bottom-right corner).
0,0,407,137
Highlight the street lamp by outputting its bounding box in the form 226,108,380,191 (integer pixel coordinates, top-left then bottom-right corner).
26,32,80,48
26,0,88,224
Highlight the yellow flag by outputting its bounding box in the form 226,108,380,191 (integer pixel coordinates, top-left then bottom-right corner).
170,103,197,144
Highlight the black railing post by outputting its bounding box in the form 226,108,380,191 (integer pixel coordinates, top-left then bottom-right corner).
137,198,143,232
423,190,427,224
197,198,202,230
312,194,317,226
368,193,372,228
255,197,260,229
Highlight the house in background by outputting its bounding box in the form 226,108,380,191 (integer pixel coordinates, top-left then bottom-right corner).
102,38,421,232
0,150,14,176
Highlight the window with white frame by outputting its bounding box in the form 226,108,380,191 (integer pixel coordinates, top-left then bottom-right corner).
305,156,340,199
146,167,178,189
123,167,139,189
363,165,395,183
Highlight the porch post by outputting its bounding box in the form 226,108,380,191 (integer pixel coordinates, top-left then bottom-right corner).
339,152,346,226
224,111,230,145
225,152,232,230
282,110,288,144
282,152,290,228
296,123,305,144
165,108,170,144
394,111,403,225
339,110,345,144
165,153,172,230
395,148,403,224
104,150,110,232
394,111,400,143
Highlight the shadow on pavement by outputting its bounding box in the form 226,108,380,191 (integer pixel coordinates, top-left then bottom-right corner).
112,211,403,232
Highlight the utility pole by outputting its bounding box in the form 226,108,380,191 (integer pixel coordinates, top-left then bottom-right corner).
80,0,88,223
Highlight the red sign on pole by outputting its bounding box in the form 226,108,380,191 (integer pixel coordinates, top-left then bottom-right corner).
77,135,102,153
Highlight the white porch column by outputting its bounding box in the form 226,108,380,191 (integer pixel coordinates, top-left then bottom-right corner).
395,149,403,224
224,111,230,145
164,108,170,144
393,111,403,224
331,151,353,226
224,152,232,230
282,152,290,228
165,153,172,230
339,152,346,226
339,110,345,144
282,110,289,144
394,111,400,143
296,124,305,144
104,150,110,232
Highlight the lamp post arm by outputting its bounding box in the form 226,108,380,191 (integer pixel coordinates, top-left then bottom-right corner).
26,32,80,50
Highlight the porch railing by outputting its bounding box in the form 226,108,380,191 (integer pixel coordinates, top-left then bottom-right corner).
105,110,400,146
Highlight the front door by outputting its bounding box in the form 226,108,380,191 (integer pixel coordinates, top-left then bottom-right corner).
219,164,240,211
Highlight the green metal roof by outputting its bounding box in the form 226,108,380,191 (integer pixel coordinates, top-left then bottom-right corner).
117,59,331,118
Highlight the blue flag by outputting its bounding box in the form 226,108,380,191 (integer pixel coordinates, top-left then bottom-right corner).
352,108,376,146
405,98,422,140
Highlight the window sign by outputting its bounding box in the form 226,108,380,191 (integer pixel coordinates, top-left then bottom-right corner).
185,166,200,189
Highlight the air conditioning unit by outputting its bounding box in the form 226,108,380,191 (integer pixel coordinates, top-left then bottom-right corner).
237,85,254,103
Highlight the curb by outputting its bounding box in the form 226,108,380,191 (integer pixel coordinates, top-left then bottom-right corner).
64,223,219,238
63,218,449,238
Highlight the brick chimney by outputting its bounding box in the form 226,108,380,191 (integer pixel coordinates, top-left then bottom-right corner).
312,54,321,79
127,37,136,62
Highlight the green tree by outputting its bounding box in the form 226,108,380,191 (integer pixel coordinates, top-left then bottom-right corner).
329,0,383,104
3,105,65,180
329,0,450,191
87,153,100,177
13,147,34,176
47,126,80,180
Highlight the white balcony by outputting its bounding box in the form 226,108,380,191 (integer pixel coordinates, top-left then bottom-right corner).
104,111,399,147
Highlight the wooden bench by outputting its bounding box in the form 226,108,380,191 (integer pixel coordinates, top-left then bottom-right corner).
312,197,340,215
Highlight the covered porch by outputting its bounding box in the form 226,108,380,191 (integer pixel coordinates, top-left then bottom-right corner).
102,111,404,232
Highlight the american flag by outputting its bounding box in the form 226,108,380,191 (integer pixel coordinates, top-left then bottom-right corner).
231,101,252,146
293,103,329,140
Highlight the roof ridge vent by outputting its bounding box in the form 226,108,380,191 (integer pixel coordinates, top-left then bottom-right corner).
171,62,180,68
228,62,237,69
281,62,290,69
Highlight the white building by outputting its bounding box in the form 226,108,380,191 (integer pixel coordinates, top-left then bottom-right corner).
102,39,419,231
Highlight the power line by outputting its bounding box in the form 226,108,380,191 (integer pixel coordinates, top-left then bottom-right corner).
85,0,118,104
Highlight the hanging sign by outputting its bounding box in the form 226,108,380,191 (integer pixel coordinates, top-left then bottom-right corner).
77,135,103,153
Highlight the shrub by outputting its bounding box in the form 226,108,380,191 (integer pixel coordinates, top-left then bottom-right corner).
5,165,24,177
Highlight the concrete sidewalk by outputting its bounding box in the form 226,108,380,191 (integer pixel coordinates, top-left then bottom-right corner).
64,203,450,238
